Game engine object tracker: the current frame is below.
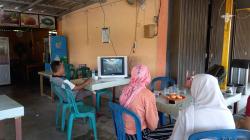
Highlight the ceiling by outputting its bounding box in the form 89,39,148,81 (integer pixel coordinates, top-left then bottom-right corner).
0,0,104,17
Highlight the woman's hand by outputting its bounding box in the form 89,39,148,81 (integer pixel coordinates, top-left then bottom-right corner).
184,76,193,89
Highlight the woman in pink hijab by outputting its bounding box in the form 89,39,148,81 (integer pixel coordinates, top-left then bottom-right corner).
120,64,173,140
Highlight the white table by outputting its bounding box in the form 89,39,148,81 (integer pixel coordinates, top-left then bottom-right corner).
73,78,130,91
224,93,242,114
72,78,130,101
156,92,242,119
39,70,131,102
0,95,24,140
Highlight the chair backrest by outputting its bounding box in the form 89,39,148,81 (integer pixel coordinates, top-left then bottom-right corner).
50,81,64,103
64,63,75,80
63,83,80,114
150,77,175,92
188,129,250,140
108,102,142,140
78,67,91,78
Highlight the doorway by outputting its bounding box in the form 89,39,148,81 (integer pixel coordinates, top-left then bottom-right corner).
0,28,49,84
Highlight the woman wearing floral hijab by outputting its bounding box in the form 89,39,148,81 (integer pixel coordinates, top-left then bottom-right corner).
120,64,173,140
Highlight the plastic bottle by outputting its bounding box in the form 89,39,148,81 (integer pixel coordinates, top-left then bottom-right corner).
91,70,95,80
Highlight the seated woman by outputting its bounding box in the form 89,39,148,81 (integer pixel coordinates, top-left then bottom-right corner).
169,74,235,140
236,96,250,130
119,65,173,140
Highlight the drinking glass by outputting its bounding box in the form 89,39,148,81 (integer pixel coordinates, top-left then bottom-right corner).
163,87,170,96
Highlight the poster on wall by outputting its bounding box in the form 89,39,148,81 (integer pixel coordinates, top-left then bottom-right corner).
21,13,39,27
39,15,55,29
0,11,20,27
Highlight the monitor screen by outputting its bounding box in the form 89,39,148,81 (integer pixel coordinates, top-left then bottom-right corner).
101,57,125,76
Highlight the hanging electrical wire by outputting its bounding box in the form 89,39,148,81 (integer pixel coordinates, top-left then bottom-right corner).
155,0,161,36
99,0,118,56
231,0,238,60
128,0,140,56
218,0,225,17
110,39,118,56
99,0,106,27
86,10,89,46
134,1,140,42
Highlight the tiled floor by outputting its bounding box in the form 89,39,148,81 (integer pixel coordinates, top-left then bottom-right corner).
0,83,116,140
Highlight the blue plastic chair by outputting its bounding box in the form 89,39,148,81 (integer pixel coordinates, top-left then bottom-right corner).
150,77,175,92
64,83,98,140
96,89,113,112
150,77,176,126
109,102,142,140
188,129,250,140
50,82,84,131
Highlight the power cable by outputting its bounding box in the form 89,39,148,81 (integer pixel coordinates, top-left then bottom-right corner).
129,0,140,56
99,0,106,27
99,0,117,56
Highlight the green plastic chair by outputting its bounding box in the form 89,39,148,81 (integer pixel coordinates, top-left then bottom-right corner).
51,82,84,131
78,67,91,78
64,64,77,80
78,67,113,112
64,83,98,140
96,89,113,112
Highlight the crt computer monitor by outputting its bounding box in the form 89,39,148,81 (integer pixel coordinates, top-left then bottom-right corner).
97,56,128,78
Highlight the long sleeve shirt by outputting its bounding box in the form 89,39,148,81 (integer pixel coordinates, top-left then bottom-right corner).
123,88,159,135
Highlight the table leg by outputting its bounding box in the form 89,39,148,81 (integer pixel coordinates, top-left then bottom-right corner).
112,87,116,102
40,75,44,96
158,112,167,126
93,92,96,107
233,102,239,114
0,120,4,140
15,117,22,140
93,92,104,117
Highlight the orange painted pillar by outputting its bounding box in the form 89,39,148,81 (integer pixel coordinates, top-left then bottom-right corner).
156,0,169,77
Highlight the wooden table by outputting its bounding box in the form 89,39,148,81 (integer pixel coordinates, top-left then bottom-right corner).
0,95,24,140
156,92,242,124
38,71,54,102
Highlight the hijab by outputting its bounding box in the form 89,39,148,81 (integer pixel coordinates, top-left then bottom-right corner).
191,74,228,110
119,64,151,107
169,74,235,140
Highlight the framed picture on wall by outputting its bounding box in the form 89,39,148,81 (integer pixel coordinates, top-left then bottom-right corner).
21,13,39,28
0,11,20,27
39,15,55,29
